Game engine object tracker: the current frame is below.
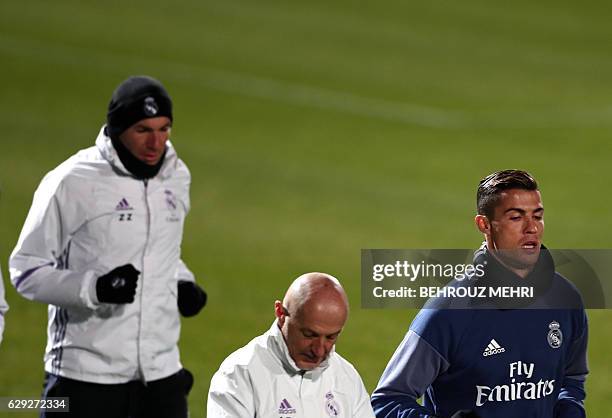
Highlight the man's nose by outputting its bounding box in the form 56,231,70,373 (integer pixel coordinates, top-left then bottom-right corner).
147,132,165,148
312,338,326,357
525,218,539,234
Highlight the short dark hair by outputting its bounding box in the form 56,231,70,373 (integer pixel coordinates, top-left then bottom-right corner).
477,170,538,218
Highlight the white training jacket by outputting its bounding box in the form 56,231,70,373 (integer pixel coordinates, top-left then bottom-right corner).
9,126,194,383
0,269,8,345
207,322,375,418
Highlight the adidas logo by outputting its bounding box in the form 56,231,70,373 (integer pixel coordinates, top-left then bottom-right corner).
278,398,296,415
483,339,506,357
115,198,133,211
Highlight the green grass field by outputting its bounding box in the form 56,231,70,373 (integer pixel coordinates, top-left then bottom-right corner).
1,0,611,416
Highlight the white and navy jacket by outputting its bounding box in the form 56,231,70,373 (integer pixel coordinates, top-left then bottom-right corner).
0,269,8,345
9,126,195,383
372,246,588,418
208,321,375,418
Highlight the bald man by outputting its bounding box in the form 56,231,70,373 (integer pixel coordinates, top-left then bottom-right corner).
207,273,375,418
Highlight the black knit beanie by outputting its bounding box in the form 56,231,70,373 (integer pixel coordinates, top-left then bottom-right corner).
106,75,173,138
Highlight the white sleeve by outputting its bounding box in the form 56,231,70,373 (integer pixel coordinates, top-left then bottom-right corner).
207,365,255,418
347,362,376,418
9,174,98,310
174,258,196,283
0,270,8,345
354,379,376,418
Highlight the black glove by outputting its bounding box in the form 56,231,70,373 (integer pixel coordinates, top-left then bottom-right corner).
450,410,481,418
96,264,140,304
177,280,207,317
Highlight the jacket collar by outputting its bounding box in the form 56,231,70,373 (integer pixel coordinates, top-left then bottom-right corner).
267,321,332,380
472,242,555,308
95,125,179,180
474,242,554,282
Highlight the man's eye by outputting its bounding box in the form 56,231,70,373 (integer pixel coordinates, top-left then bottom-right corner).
510,216,521,221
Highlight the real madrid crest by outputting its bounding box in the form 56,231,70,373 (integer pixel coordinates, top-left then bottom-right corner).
547,320,563,349
143,96,159,116
325,391,340,417
164,189,180,222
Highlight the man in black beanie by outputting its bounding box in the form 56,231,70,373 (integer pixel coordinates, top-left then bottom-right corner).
9,75,206,418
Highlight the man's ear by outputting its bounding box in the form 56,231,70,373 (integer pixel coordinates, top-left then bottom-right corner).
274,300,285,327
475,214,491,235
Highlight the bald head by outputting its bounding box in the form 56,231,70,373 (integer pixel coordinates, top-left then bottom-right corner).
274,272,349,370
282,272,349,321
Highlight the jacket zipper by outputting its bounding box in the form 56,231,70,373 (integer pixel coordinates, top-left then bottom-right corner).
137,179,152,382
298,372,305,418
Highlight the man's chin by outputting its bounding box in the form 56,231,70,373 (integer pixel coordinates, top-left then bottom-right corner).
141,157,162,165
497,249,540,271
296,357,323,370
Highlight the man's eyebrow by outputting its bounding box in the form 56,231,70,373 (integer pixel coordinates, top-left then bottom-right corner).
504,208,525,215
135,122,172,130
503,207,544,214
300,327,318,336
301,327,342,337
